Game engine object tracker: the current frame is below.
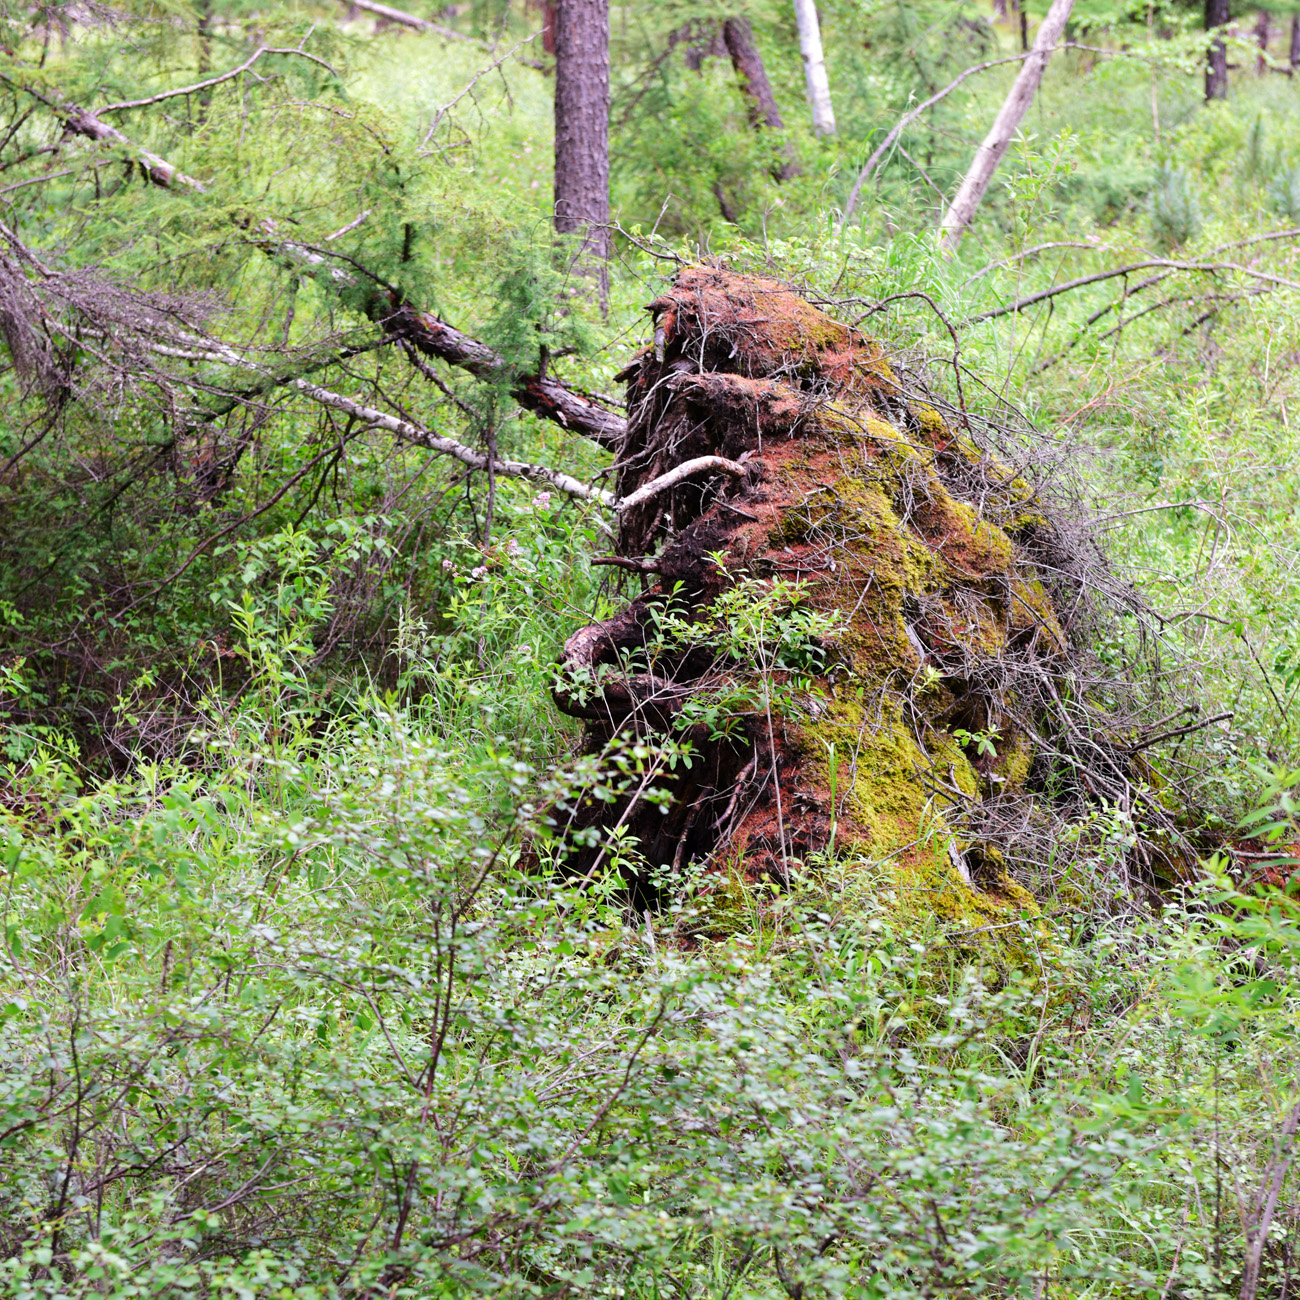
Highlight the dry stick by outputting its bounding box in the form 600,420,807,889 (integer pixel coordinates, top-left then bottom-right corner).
614,455,745,513
342,0,483,44
97,43,337,113
962,239,1101,284
420,29,543,148
285,372,740,519
0,73,208,191
1239,630,1290,727
288,376,615,507
1033,290,1246,373
971,257,1300,323
838,51,1036,230
1128,712,1232,755
1240,1099,1300,1300
855,290,971,429
938,0,1076,255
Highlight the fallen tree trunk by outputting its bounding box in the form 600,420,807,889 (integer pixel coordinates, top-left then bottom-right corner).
1,73,626,448
552,268,1189,931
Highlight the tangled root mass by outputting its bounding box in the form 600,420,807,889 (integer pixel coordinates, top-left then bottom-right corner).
554,267,1189,925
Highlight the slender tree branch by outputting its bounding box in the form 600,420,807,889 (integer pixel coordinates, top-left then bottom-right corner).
971,259,1300,323
614,455,746,514
98,44,338,114
0,73,207,191
839,51,1036,230
0,74,628,446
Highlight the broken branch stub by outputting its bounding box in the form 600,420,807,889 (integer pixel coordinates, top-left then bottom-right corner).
555,267,1179,926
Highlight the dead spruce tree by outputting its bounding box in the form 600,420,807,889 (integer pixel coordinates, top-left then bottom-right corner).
553,266,1197,925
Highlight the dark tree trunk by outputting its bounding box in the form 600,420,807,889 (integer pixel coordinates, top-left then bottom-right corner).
1019,6,1029,49
1290,11,1299,72
1255,9,1269,73
542,0,556,55
554,0,610,288
721,18,783,128
720,17,801,179
1205,0,1230,99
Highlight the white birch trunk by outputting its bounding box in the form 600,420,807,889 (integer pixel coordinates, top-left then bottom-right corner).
938,0,1074,254
792,0,836,136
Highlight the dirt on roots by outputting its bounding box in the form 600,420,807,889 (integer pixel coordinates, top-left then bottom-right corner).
554,266,1193,931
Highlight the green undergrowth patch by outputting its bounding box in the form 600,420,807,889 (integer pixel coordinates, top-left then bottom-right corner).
3,696,1300,1297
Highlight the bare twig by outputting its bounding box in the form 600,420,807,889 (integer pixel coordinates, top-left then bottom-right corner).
98,43,338,114
971,258,1300,323
838,51,1036,230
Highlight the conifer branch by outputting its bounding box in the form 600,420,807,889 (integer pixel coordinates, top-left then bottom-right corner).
0,74,629,448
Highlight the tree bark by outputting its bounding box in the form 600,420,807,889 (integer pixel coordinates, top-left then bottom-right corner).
938,0,1074,255
554,0,610,288
792,0,836,136
721,18,783,128
1255,9,1269,74
721,17,801,178
1291,10,1299,72
1206,0,1230,98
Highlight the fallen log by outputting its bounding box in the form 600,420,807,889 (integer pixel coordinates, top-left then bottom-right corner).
1,74,625,447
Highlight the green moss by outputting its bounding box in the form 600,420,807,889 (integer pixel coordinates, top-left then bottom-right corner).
990,728,1034,792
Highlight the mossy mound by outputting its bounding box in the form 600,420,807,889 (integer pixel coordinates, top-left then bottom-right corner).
557,267,1170,937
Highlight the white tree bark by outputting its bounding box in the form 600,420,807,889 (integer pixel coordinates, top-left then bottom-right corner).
792,0,836,136
937,0,1074,254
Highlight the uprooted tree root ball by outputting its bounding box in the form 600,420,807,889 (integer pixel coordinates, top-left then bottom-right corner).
553,266,1198,931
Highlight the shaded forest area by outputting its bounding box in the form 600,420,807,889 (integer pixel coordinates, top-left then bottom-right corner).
3,0,1300,1295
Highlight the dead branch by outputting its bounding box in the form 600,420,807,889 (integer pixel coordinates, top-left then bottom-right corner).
0,73,207,191
971,258,1300,323
0,75,628,447
97,43,338,114
343,0,479,41
839,50,1036,230
1128,712,1232,754
614,454,746,514
341,0,547,69
287,375,615,508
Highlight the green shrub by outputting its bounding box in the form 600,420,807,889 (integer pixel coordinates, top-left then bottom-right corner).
1149,165,1202,248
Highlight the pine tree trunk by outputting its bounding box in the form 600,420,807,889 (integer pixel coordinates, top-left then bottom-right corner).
1290,11,1299,73
721,17,801,178
554,0,610,286
1255,9,1269,74
1205,0,1230,98
722,18,784,128
791,0,836,135
938,0,1075,255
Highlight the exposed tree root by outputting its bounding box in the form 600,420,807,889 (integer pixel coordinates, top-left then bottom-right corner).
554,267,1195,926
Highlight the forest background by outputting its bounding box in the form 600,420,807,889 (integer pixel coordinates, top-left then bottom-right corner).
3,0,1300,1295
